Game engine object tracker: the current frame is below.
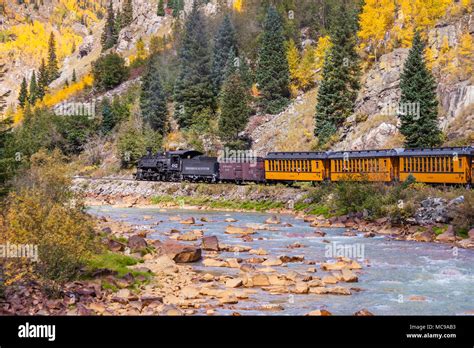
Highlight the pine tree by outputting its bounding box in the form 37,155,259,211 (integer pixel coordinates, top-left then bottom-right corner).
256,6,290,114
314,2,360,146
170,0,183,17
223,48,239,81
18,77,28,108
47,32,60,83
398,31,442,148
29,71,38,105
157,0,165,16
100,97,115,134
173,1,215,129
115,8,123,34
101,0,117,50
72,69,77,83
140,54,168,133
219,71,251,149
122,0,133,27
211,14,238,94
37,58,48,100
92,53,129,91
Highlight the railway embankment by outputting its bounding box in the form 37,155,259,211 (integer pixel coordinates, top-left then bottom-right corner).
73,177,474,249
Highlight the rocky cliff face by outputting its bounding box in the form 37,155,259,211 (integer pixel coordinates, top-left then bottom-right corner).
115,0,172,54
249,12,473,152
335,13,474,150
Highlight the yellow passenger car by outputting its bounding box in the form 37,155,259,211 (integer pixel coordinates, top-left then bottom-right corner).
328,149,398,182
399,147,472,184
264,152,328,183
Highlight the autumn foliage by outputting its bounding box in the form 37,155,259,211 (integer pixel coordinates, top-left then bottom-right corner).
2,150,98,286
358,0,473,61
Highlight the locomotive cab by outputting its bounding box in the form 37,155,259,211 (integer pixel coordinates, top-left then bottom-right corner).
135,149,203,181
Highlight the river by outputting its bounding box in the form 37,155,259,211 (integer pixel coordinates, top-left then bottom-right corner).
88,206,474,315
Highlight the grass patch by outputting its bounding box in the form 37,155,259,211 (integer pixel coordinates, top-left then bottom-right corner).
433,226,447,235
101,281,119,292
294,201,331,217
84,252,149,280
456,228,469,239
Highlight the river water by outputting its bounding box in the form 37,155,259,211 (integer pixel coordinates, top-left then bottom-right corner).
88,206,474,315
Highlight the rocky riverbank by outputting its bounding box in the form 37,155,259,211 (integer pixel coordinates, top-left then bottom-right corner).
73,178,474,250
0,213,372,316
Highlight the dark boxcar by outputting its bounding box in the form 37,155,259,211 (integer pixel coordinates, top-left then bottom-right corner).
182,156,219,182
219,158,265,183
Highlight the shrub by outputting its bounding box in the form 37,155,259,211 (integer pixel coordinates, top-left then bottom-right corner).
3,150,98,287
332,181,386,218
449,191,474,237
92,53,129,91
54,114,99,155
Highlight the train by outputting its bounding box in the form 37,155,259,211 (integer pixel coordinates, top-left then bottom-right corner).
135,146,474,186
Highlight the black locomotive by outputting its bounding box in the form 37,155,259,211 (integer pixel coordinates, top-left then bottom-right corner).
135,149,220,183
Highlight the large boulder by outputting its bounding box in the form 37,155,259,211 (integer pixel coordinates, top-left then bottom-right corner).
410,227,435,242
354,309,374,316
225,225,256,235
128,235,148,251
435,225,457,243
78,35,94,58
107,239,125,252
415,197,450,225
265,216,281,224
201,236,220,251
469,229,474,240
154,241,201,263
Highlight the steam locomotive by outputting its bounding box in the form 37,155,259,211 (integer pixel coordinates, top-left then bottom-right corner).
135,146,474,186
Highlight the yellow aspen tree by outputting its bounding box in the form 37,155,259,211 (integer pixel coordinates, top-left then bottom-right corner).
358,0,396,60
136,37,147,60
314,36,332,81
394,0,451,48
425,46,436,71
286,39,300,96
458,32,474,76
233,0,243,12
297,46,316,91
461,0,473,12
437,36,457,77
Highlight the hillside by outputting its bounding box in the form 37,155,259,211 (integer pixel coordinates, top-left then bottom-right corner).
249,10,474,153
0,0,472,175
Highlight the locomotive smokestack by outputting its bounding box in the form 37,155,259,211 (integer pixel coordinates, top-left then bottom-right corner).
146,147,152,156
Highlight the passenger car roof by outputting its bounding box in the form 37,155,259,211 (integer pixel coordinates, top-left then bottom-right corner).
327,149,397,159
266,152,328,160
398,147,472,157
